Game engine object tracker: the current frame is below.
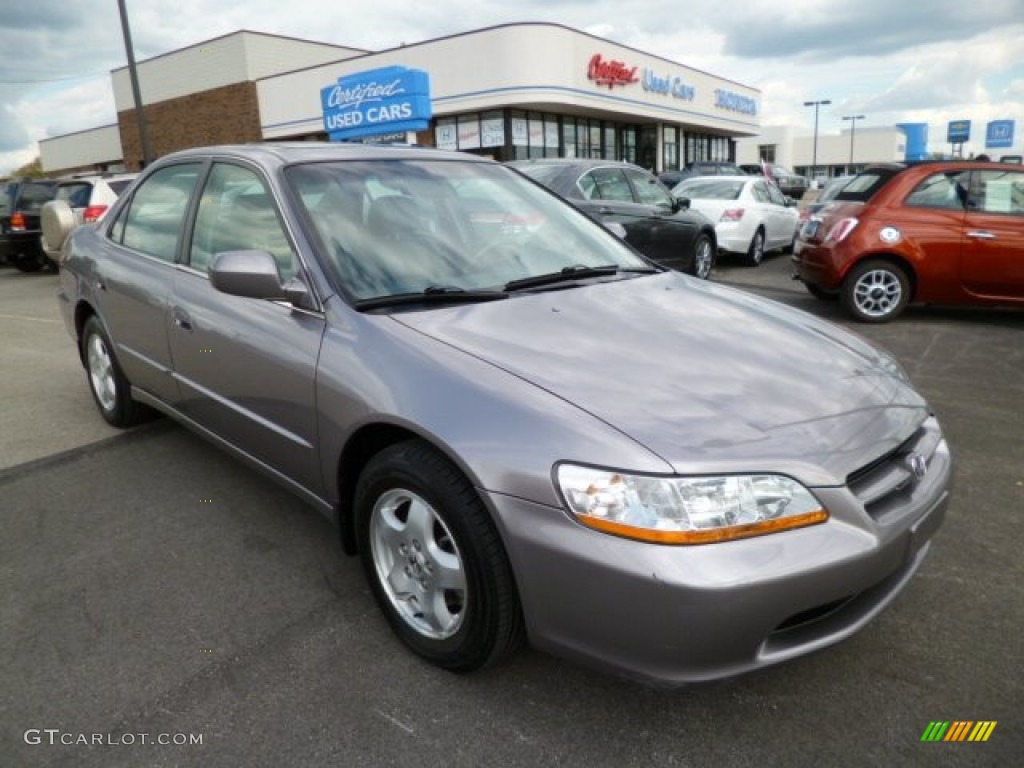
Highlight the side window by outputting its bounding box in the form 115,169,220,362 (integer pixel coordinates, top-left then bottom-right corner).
766,184,786,206
905,172,964,210
624,168,674,209
583,167,633,202
189,163,297,279
120,164,202,262
966,170,1024,216
752,182,771,203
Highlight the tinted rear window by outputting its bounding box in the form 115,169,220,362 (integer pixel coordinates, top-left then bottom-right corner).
15,182,57,212
833,169,901,202
675,179,744,199
513,164,566,188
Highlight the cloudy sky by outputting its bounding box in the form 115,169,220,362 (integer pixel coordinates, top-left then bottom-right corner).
2,0,1023,175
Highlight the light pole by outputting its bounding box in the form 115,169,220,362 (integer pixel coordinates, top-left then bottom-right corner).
117,0,153,168
803,99,831,186
842,114,865,169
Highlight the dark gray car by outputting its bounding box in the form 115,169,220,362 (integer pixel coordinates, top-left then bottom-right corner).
508,158,717,279
57,143,952,684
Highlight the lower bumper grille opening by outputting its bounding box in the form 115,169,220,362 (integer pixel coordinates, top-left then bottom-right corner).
773,595,856,633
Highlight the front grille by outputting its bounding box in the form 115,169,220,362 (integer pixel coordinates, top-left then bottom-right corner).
846,418,943,521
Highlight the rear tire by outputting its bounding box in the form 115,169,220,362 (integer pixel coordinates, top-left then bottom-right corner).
841,260,911,323
355,439,525,672
745,228,765,266
81,315,150,427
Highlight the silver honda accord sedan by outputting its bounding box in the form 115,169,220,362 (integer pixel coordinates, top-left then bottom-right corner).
56,143,952,684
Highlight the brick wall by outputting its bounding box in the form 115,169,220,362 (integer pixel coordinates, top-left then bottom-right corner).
117,81,262,170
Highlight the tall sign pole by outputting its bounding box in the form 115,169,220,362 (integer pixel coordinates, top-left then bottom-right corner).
117,0,153,167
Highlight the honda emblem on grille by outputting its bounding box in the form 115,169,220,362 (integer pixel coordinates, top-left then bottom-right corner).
906,452,928,479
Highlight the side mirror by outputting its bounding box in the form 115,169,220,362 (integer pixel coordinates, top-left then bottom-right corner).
209,250,313,309
674,195,691,211
784,196,798,207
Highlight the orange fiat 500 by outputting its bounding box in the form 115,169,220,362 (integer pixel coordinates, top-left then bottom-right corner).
793,161,1024,322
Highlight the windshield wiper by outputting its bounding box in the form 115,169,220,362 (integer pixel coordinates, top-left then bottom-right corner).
354,285,510,310
504,264,655,293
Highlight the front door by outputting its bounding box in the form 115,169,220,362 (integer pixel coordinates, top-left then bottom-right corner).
168,161,327,495
959,168,1024,300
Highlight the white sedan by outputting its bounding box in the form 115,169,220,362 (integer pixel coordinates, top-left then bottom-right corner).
672,176,801,266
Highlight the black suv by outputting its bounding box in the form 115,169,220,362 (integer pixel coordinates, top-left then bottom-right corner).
1,178,58,271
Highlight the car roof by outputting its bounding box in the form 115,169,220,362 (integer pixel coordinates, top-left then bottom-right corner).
157,142,496,170
507,158,647,172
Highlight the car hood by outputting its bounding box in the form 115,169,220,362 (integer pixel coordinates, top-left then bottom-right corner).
391,272,928,485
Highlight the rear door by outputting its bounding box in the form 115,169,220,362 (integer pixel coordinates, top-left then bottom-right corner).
959,168,1024,300
96,162,203,404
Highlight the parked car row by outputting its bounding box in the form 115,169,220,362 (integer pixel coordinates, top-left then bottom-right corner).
1,172,136,271
56,141,952,684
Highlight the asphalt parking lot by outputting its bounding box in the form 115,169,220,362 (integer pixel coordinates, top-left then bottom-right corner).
1,256,1021,767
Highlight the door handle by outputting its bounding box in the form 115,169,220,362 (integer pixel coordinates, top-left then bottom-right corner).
598,207,614,215
966,230,996,240
172,306,193,331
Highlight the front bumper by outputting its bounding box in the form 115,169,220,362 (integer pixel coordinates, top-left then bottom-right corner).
485,424,952,684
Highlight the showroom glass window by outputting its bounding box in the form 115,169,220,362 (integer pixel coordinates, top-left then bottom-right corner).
110,163,202,262
188,162,297,279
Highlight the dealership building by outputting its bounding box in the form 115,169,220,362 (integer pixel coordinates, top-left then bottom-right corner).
40,23,761,175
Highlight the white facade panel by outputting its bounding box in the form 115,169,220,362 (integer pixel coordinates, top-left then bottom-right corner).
243,34,366,80
258,23,761,140
112,31,363,111
40,125,123,172
113,34,249,110
739,125,908,171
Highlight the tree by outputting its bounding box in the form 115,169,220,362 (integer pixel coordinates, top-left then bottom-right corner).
12,157,44,178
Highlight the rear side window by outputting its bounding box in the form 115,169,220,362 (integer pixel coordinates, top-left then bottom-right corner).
57,183,93,208
905,171,966,210
107,179,135,196
114,164,201,262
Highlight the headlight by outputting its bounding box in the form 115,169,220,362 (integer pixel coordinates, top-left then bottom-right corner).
556,465,828,545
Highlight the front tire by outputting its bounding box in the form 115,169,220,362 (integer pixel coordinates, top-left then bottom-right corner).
745,228,765,266
689,233,715,280
81,315,149,427
841,260,911,323
355,440,524,672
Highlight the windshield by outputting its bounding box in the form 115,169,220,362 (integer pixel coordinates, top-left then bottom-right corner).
674,178,744,199
287,159,650,301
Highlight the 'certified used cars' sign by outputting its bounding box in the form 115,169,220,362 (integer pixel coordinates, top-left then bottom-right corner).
321,67,432,141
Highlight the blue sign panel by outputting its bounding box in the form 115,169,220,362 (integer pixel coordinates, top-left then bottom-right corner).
985,120,1015,149
321,67,432,142
947,120,971,143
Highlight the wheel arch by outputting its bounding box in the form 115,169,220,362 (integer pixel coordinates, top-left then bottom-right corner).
334,422,491,557
843,252,918,302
